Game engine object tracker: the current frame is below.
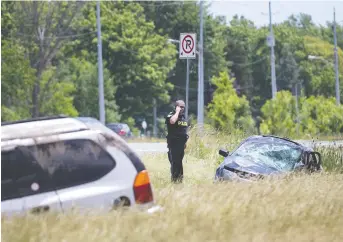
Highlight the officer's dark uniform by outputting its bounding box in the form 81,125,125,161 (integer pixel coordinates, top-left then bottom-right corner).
165,110,189,183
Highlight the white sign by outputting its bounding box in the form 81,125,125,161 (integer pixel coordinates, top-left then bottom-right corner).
179,33,196,59
142,121,147,130
266,34,275,47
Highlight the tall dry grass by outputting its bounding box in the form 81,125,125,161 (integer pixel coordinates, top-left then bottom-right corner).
2,125,343,241
2,148,343,242
314,145,343,173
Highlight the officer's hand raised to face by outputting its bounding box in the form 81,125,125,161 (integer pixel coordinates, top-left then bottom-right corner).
170,106,181,124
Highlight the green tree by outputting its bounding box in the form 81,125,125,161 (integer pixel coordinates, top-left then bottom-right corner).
139,1,228,117
225,15,258,100
207,71,256,133
276,43,300,92
300,35,343,99
36,66,78,117
260,91,298,137
1,40,35,121
284,13,320,36
68,1,177,121
1,1,85,118
260,91,343,137
301,96,343,135
58,57,121,123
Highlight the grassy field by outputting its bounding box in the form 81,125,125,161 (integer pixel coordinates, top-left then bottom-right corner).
125,126,343,144
126,135,343,143
2,130,343,242
126,137,166,143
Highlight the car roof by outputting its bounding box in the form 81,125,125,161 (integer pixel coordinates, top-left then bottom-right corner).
1,115,125,143
106,123,128,126
1,116,146,173
75,117,100,123
1,116,89,142
241,135,311,150
228,135,311,155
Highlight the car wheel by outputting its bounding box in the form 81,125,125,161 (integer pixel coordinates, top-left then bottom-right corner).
112,196,131,210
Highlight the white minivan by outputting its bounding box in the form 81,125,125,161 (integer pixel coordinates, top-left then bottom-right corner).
1,115,159,217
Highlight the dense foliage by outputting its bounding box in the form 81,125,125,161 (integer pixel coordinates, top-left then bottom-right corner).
1,1,342,137
207,71,256,134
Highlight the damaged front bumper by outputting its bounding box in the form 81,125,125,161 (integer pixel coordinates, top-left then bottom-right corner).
214,167,257,183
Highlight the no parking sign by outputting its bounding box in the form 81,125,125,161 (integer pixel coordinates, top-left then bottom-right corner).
179,33,196,59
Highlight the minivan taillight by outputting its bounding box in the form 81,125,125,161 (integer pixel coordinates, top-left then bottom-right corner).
133,170,153,204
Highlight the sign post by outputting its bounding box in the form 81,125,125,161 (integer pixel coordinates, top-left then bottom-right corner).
179,33,196,121
141,120,147,136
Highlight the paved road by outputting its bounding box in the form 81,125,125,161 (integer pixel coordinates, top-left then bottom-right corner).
128,142,168,154
128,140,343,154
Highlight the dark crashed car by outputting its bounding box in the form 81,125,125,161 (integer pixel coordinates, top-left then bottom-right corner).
215,135,323,182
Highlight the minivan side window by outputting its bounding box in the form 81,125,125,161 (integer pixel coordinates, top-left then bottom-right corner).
28,139,116,190
1,152,18,201
1,148,53,201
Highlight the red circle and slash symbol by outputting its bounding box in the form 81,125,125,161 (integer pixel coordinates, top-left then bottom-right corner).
182,35,194,54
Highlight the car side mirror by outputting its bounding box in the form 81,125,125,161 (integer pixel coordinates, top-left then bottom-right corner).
219,149,229,157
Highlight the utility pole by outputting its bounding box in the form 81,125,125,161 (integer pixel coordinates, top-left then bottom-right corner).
186,59,190,120
333,8,341,105
295,82,300,137
197,0,204,130
269,1,277,99
153,98,157,137
96,1,105,123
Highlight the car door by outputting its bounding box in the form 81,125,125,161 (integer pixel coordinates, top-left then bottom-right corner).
8,147,62,214
47,137,137,212
1,151,24,217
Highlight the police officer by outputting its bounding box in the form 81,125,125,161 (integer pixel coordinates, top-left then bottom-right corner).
165,100,189,183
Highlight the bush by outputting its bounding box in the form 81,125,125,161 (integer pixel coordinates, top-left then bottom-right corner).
301,96,343,135
260,91,343,138
207,71,256,134
260,91,299,137
186,124,251,160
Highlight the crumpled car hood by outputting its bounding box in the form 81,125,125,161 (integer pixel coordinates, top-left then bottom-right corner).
221,155,282,176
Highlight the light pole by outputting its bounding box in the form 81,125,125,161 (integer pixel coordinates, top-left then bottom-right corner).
261,3,279,99
294,80,303,137
96,1,105,123
153,98,157,137
308,55,340,105
198,0,204,130
268,1,277,99
333,8,340,105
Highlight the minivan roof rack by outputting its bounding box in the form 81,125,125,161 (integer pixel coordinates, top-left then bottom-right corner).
1,115,69,126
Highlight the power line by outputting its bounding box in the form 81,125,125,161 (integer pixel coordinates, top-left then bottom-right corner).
136,0,215,7
16,31,97,39
135,1,187,6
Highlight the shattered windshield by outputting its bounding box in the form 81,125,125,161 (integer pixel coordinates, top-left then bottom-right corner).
231,140,303,172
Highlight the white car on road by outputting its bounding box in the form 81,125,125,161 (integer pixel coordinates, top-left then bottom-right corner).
1,115,160,217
